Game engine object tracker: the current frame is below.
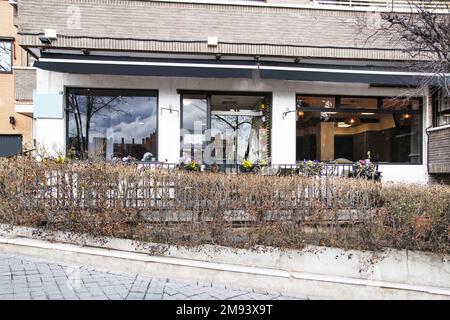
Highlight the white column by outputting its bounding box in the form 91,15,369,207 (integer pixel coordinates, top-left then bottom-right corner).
271,91,296,165
157,86,181,163
34,69,66,156
423,88,432,183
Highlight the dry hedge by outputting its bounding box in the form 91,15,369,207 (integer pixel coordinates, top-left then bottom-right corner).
0,157,448,254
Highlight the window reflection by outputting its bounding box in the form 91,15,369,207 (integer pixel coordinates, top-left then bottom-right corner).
296,95,422,164
297,96,335,109
383,98,421,111
432,88,450,126
0,40,12,72
67,88,158,161
340,97,378,110
181,93,270,165
181,95,208,162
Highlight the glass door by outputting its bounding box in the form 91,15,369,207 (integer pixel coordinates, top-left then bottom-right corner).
181,92,271,166
211,114,263,165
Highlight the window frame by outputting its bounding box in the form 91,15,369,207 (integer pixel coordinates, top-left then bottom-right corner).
0,37,14,74
296,94,423,115
179,90,273,163
295,93,424,165
431,87,450,128
65,87,159,161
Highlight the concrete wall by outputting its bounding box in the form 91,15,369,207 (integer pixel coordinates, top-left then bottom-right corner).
0,1,32,146
34,68,429,183
0,225,449,299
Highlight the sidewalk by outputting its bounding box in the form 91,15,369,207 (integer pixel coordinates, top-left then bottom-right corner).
0,253,304,300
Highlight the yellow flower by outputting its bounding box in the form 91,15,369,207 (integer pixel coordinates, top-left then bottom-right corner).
241,159,254,170
258,159,267,166
55,156,66,164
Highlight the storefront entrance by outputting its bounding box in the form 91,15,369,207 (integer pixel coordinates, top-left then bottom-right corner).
181,92,271,166
211,113,262,165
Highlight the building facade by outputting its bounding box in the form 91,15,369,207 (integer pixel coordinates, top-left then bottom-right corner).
0,0,34,154
10,0,450,183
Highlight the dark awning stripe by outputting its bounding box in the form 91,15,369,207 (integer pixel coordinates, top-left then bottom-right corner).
260,66,430,86
34,58,256,79
34,54,441,86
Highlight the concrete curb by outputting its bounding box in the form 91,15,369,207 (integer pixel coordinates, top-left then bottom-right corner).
0,235,449,299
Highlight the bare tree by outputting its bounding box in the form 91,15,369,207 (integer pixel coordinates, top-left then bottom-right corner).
67,93,129,159
358,0,450,94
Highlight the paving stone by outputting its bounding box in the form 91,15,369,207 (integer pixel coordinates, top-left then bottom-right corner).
106,294,123,300
61,294,79,300
126,292,146,300
31,293,48,300
189,293,217,300
146,278,167,295
162,293,188,300
0,287,14,294
13,293,32,300
144,293,163,300
0,252,309,301
100,285,117,295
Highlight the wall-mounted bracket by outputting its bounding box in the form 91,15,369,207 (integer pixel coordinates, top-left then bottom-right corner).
282,107,299,120
161,105,180,117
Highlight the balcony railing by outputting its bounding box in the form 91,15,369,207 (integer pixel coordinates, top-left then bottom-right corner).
311,0,450,9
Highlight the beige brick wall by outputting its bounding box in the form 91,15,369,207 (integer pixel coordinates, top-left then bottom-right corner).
428,127,450,174
0,0,32,146
428,174,450,185
14,68,36,102
16,0,406,60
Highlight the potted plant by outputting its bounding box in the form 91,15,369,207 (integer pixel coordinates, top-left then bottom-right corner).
257,159,268,167
350,151,382,181
240,159,254,173
299,160,324,176
121,155,137,164
183,159,201,171
252,159,270,175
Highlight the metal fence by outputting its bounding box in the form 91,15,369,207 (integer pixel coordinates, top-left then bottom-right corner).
137,161,355,177
32,164,375,219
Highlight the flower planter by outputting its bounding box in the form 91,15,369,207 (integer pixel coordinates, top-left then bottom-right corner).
239,166,254,173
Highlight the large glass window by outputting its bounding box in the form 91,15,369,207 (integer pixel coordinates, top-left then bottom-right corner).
67,88,158,161
296,95,422,164
340,97,377,110
20,48,35,67
180,94,208,162
0,40,12,72
210,95,269,164
432,88,450,127
296,96,335,109
383,97,421,111
181,93,271,165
